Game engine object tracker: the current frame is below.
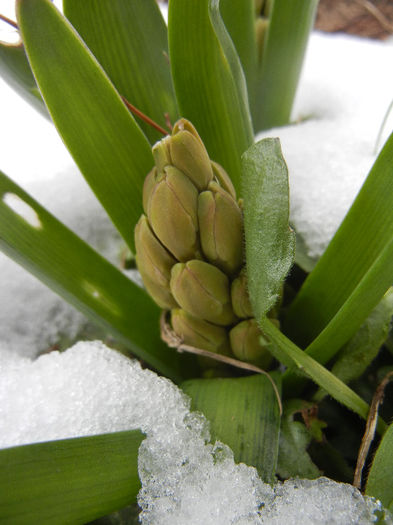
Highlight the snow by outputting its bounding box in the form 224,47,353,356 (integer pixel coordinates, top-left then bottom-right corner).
1,3,393,522
0,341,389,524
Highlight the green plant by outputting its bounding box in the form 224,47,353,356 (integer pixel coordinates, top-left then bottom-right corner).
1,0,393,522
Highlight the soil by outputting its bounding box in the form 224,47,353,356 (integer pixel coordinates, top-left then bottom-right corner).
315,0,393,40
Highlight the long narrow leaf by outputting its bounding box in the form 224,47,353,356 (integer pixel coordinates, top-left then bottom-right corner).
168,0,254,193
314,288,393,402
285,133,393,365
219,0,258,120
181,374,281,483
17,0,153,252
242,138,295,320
0,430,144,524
0,41,47,117
0,171,184,381
63,0,178,144
366,422,393,509
259,318,387,435
255,0,318,130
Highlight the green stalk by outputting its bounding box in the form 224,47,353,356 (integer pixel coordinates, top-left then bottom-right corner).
255,0,318,131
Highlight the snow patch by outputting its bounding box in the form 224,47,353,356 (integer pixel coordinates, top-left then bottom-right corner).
0,342,389,524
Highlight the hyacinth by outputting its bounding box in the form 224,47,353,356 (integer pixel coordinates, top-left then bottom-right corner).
134,118,273,368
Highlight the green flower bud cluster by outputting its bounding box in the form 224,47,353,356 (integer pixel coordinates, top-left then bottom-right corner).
135,118,273,368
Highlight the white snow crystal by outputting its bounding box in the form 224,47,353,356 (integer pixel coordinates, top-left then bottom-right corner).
0,342,390,524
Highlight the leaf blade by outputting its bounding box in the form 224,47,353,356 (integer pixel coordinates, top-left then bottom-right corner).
242,138,295,320
0,171,183,381
285,132,393,365
17,0,153,251
63,0,178,144
0,40,47,117
168,0,254,193
181,374,281,482
255,0,318,130
366,422,393,509
0,430,144,525
260,318,387,435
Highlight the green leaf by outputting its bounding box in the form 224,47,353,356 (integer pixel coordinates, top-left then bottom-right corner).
63,0,178,144
219,0,258,120
260,318,387,435
181,373,281,483
0,171,184,381
0,430,144,525
17,0,153,252
276,400,321,479
255,0,318,130
366,422,393,509
314,288,393,402
168,0,254,193
242,138,295,320
285,133,393,366
0,40,47,117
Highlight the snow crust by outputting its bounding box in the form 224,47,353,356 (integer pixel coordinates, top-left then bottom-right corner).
0,341,388,525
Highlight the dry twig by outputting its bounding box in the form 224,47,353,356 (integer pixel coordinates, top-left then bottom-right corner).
353,370,393,489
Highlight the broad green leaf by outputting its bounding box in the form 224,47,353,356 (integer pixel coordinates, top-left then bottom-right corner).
0,430,144,524
285,132,393,365
366,422,393,509
314,288,393,402
168,0,254,193
63,0,178,144
17,0,153,252
0,40,47,117
255,0,318,130
276,400,321,479
242,138,295,320
0,171,184,381
260,318,387,435
181,374,281,483
219,0,258,120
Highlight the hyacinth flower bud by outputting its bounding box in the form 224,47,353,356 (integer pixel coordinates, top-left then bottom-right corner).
229,319,272,368
198,181,243,276
146,166,201,262
211,161,236,200
134,215,176,288
142,167,158,215
152,135,172,174
170,260,236,326
171,308,231,356
231,272,253,319
169,119,213,191
137,271,178,310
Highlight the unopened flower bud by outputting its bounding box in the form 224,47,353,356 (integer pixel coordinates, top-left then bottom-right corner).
137,267,178,309
231,272,253,318
229,319,272,368
169,119,213,191
143,167,158,214
198,181,243,276
211,161,236,200
152,136,172,174
146,166,201,261
171,308,231,356
170,260,235,325
134,215,176,288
